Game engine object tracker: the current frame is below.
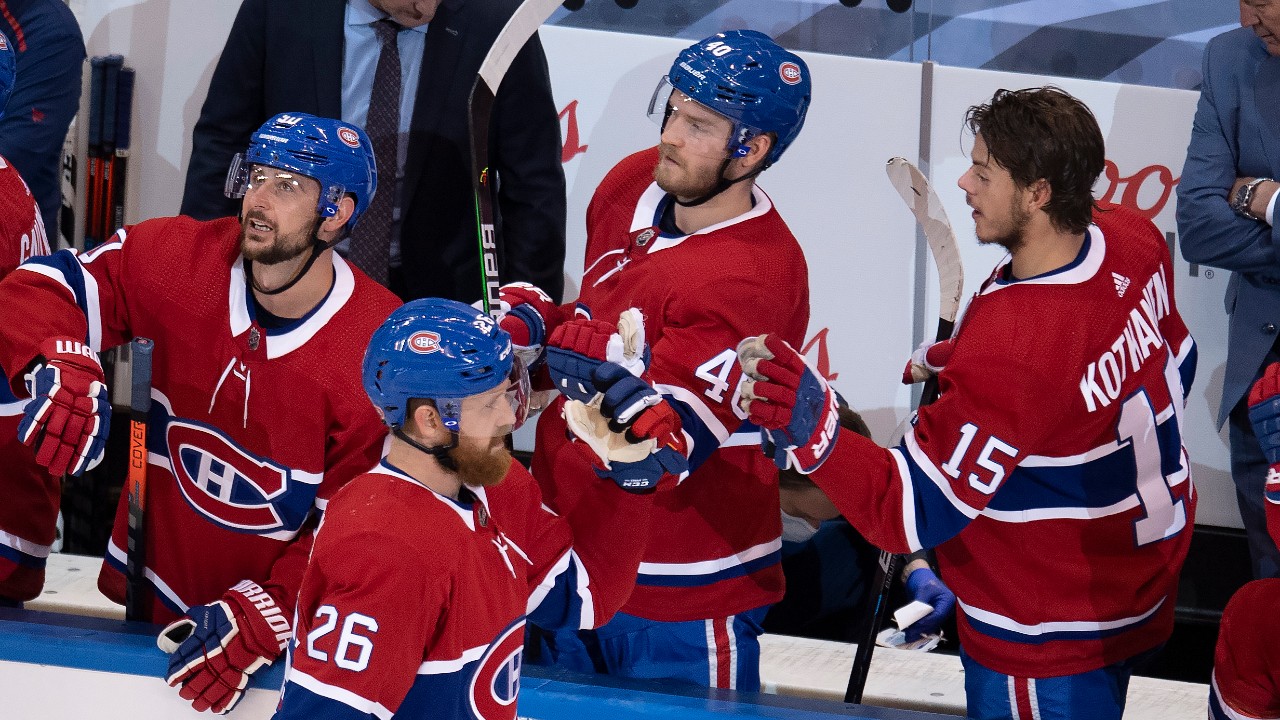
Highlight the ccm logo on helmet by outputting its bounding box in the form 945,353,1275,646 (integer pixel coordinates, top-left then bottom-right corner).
407,331,441,354
779,62,802,85
337,127,361,148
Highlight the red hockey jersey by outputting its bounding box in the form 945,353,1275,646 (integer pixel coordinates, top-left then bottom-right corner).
0,155,57,601
0,216,401,623
811,204,1197,677
273,459,655,720
532,147,810,622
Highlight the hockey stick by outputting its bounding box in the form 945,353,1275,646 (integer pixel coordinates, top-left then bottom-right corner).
83,57,105,249
469,0,564,320
124,337,154,622
109,68,135,236
99,57,123,244
844,157,963,704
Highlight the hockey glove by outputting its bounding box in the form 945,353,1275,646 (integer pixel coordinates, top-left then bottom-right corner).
564,393,687,493
737,334,839,474
17,338,111,477
902,567,955,643
157,580,292,714
1247,361,1280,544
901,338,955,385
546,308,648,403
497,282,564,372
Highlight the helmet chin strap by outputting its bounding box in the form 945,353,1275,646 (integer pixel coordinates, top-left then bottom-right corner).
393,426,459,472
245,217,338,296
673,156,767,208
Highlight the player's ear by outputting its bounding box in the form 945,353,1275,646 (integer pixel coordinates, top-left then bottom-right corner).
738,133,774,174
1026,178,1052,213
407,400,448,443
319,195,356,236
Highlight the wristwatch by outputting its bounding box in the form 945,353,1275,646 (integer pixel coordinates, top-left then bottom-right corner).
1231,177,1272,221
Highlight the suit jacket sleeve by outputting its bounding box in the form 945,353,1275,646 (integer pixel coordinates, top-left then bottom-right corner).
180,0,268,220
490,32,567,303
1176,33,1280,275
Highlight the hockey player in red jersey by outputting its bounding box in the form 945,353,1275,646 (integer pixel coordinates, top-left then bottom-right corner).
0,29,58,606
738,87,1197,719
269,298,678,720
0,112,402,712
1210,363,1280,720
499,30,812,691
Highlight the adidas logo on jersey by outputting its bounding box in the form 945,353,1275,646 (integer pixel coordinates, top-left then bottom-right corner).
1112,272,1131,297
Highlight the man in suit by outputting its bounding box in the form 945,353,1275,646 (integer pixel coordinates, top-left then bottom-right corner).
181,0,566,304
1177,0,1280,579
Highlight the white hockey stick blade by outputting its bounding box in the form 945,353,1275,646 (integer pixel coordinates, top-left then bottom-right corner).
886,157,964,325
477,0,564,95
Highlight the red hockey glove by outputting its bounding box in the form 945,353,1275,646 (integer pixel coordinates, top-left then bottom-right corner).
737,334,839,474
901,338,955,384
17,338,111,477
1247,362,1280,546
546,308,649,402
157,580,292,714
497,282,565,369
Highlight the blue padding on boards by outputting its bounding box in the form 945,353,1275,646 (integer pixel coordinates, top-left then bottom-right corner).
0,608,950,718
0,607,285,689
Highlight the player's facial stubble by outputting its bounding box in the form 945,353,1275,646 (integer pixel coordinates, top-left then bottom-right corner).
450,433,511,488
240,212,320,265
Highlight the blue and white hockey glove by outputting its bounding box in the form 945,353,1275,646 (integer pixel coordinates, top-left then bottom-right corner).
546,308,649,403
902,567,955,643
737,334,838,474
564,393,687,493
156,580,291,714
18,338,111,477
1247,362,1280,545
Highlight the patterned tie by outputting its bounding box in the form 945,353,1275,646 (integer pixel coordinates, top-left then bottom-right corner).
348,18,402,286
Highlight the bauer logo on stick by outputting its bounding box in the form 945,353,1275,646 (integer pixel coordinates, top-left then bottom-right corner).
779,61,802,85
337,126,361,148
408,331,441,354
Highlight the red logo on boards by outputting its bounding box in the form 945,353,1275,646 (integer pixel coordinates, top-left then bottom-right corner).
337,127,361,148
408,331,441,354
779,62,802,85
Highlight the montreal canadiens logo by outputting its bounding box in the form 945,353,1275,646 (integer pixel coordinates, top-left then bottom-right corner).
408,331,441,354
166,419,311,534
779,62,802,85
468,618,524,720
337,127,361,148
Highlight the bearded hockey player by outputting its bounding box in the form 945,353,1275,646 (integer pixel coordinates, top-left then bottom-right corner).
270,298,680,720
738,87,1197,720
0,111,402,713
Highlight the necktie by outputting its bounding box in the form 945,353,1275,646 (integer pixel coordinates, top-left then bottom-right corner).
349,18,402,286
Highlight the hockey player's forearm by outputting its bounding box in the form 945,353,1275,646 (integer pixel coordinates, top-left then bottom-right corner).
807,430,915,555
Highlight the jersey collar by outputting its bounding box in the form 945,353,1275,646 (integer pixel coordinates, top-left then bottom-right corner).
229,252,357,359
981,222,1106,296
630,182,774,253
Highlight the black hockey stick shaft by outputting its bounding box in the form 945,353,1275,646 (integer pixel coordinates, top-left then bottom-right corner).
124,337,154,622
469,0,564,321
109,67,135,236
846,158,964,704
83,57,105,249
99,56,122,244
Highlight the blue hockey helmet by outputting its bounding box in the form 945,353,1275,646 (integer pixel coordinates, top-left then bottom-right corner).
0,31,14,122
649,30,811,167
225,113,377,231
363,298,530,432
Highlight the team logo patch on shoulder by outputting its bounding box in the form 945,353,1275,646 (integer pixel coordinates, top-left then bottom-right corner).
337,127,361,148
469,618,524,720
408,331,441,354
779,62,803,85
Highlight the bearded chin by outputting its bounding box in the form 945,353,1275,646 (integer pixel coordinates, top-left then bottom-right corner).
451,438,512,488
